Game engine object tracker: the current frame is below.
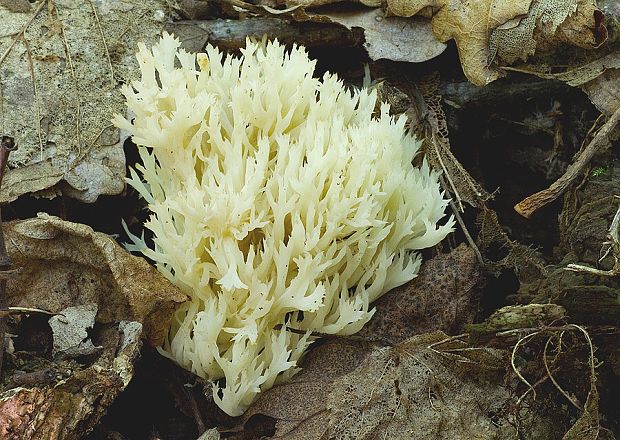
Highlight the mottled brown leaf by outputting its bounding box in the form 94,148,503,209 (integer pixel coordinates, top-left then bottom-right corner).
357,244,480,343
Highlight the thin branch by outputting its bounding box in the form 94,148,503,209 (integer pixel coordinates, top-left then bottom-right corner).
0,0,46,66
443,182,484,266
515,106,620,218
86,0,115,86
22,38,44,160
432,136,464,212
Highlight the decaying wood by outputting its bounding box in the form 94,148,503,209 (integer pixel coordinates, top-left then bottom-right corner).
166,18,364,53
439,79,573,109
514,105,620,218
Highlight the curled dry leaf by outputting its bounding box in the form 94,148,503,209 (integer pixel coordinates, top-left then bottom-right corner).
0,215,186,439
0,0,167,203
232,332,554,440
387,0,533,85
386,0,605,86
4,213,187,345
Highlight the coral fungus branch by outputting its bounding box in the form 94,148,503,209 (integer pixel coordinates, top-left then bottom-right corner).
114,34,453,415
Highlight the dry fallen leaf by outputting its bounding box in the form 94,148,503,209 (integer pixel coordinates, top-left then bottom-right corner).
0,214,187,439
489,0,603,64
580,53,620,116
232,332,554,439
0,0,30,13
49,304,101,359
502,51,620,116
386,0,604,86
323,8,446,63
0,0,167,203
583,68,620,116
5,213,187,345
358,244,480,343
386,0,533,85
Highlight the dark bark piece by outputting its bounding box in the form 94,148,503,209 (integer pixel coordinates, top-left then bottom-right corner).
166,18,364,53
440,78,574,109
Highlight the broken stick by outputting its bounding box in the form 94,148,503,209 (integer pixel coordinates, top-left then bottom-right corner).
514,106,620,218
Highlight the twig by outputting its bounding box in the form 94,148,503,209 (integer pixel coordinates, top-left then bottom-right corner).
515,106,620,218
0,0,47,66
87,0,115,86
443,182,484,266
0,135,16,378
432,136,464,212
1,306,56,317
543,334,582,410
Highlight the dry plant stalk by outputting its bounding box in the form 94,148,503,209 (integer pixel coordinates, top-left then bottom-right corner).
504,324,597,406
515,106,620,218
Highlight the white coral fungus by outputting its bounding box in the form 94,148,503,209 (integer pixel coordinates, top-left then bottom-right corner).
114,33,454,416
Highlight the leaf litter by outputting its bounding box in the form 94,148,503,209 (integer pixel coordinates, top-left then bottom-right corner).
0,0,168,203
0,0,618,438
